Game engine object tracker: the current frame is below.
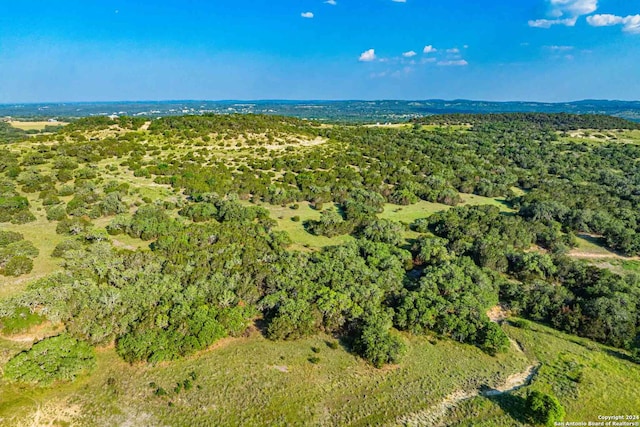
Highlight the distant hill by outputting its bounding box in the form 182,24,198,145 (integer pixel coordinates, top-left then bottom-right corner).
1,99,639,122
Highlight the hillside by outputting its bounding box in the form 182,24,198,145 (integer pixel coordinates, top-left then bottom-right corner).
0,113,638,426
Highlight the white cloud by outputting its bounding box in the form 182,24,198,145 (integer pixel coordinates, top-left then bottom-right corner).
301,12,314,18
358,49,377,62
324,0,337,5
391,0,407,3
392,66,414,77
587,14,640,33
529,0,597,28
446,48,460,54
528,17,577,27
545,45,574,51
370,71,388,79
423,45,437,54
402,50,417,57
549,0,598,17
437,59,469,66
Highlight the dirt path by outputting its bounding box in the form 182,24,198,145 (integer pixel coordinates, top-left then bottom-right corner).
568,251,640,261
395,364,540,427
482,364,539,396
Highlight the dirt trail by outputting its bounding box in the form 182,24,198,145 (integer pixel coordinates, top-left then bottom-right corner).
395,364,540,427
482,364,539,396
568,251,640,261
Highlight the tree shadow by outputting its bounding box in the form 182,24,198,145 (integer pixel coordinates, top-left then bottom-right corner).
252,318,269,336
575,232,606,247
482,392,530,424
604,348,637,364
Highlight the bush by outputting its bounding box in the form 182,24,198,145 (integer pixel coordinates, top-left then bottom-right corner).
106,214,131,235
11,210,36,224
526,391,565,426
354,311,406,368
56,217,93,235
52,239,84,258
4,334,96,385
46,204,68,221
58,184,75,196
2,256,34,276
510,318,531,329
479,322,510,356
0,231,23,246
56,171,73,185
4,240,39,258
75,168,97,179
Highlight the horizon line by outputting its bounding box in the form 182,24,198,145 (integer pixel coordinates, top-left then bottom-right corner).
2,98,640,106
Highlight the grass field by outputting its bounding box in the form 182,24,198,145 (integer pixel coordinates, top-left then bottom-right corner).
0,191,65,298
446,321,640,426
1,318,636,426
8,121,68,131
251,194,512,251
0,325,531,426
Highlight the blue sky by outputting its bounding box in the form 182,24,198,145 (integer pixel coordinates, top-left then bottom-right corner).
0,0,638,102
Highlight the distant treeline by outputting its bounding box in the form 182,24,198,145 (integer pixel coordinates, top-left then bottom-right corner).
414,113,640,131
0,122,25,143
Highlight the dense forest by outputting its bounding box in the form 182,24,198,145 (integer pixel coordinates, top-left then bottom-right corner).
0,112,639,385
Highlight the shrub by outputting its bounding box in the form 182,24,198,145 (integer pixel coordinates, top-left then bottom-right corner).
75,168,97,179
106,214,130,235
2,256,34,276
46,204,68,221
510,318,530,329
58,184,75,196
10,210,36,224
0,231,23,246
354,311,406,368
479,322,510,356
526,391,565,427
52,239,83,258
55,169,74,183
4,334,96,385
5,240,39,258
56,217,93,235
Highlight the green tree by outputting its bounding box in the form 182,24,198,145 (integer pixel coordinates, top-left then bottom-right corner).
4,334,96,385
526,391,565,427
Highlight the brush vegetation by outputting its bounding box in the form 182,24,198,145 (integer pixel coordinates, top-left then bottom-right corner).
0,113,639,425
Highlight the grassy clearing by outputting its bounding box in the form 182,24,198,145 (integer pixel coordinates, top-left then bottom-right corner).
1,320,635,426
0,217,64,299
0,328,530,426
252,194,511,251
381,195,511,225
445,321,640,426
572,233,614,256
8,121,68,132
247,201,354,250
559,129,640,146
